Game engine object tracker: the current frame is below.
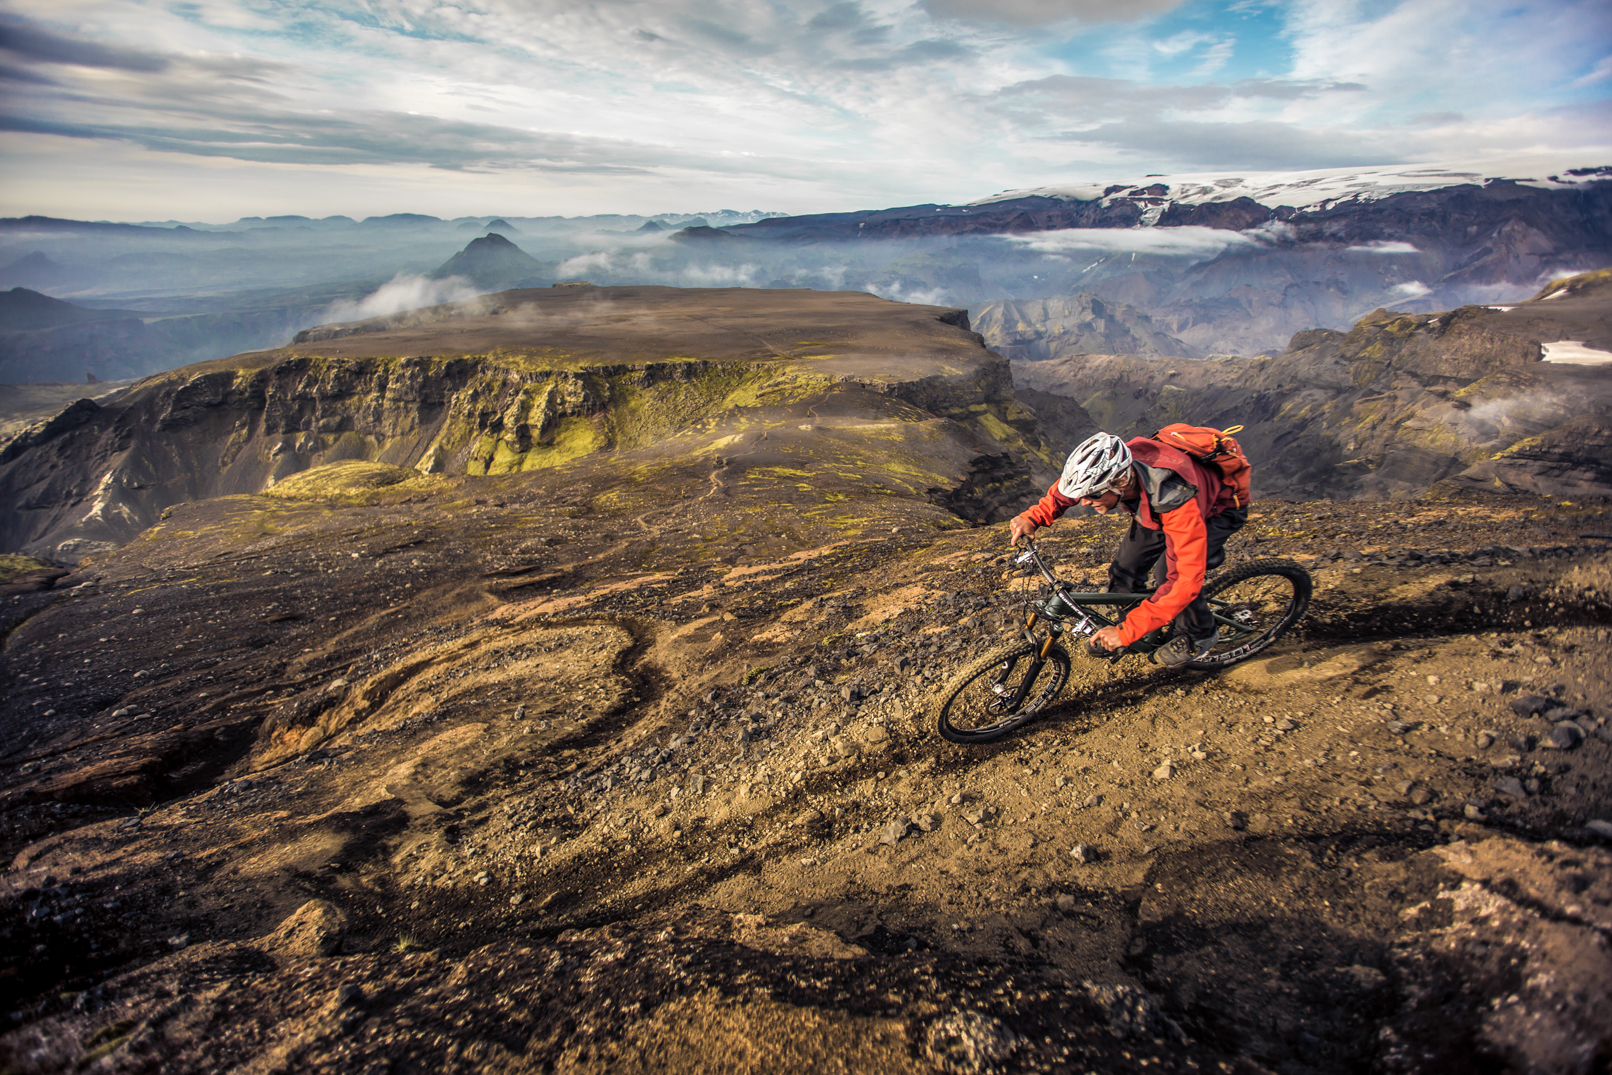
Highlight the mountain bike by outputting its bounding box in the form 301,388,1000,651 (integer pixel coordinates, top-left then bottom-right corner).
931,537,1312,744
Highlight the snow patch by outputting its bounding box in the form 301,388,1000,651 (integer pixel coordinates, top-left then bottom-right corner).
1350,241,1422,254
1540,341,1612,365
972,160,1608,213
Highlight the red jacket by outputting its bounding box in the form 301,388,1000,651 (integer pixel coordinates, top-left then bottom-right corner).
1022,438,1230,645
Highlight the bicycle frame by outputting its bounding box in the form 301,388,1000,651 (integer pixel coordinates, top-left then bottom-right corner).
1013,538,1260,662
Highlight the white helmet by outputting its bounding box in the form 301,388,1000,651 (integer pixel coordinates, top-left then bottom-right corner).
1058,432,1132,498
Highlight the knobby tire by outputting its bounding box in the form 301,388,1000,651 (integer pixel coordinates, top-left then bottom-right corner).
1189,558,1312,668
933,641,1072,744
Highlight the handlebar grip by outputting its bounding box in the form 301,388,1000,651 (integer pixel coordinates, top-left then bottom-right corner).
1085,636,1124,661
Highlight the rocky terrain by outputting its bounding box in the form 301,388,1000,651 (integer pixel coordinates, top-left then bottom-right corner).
0,458,1609,1073
1,283,1610,1074
972,295,1195,363
1013,268,1612,501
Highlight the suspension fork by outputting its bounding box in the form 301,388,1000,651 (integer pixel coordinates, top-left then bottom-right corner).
997,609,1059,710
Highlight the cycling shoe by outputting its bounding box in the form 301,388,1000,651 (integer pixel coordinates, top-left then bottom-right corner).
1156,635,1213,667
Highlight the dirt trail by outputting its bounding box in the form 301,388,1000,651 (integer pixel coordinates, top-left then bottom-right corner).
1,487,1609,1074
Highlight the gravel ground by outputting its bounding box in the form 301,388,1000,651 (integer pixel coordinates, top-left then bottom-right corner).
1,484,1609,1074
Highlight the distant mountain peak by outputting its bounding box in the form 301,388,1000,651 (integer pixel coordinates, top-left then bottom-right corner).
670,225,737,243
430,233,549,288
0,287,142,334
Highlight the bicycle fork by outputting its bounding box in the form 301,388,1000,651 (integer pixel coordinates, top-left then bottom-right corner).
991,608,1090,711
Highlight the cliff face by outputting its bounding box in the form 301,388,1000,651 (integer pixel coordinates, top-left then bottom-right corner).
0,286,1052,561
1014,269,1612,500
973,292,1196,360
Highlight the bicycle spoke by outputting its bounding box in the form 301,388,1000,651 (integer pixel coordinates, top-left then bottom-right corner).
1192,559,1311,667
933,642,1071,743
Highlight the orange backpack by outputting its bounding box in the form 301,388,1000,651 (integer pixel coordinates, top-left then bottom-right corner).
1152,423,1253,508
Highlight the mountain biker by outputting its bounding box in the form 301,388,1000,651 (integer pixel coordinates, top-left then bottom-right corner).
1008,431,1247,667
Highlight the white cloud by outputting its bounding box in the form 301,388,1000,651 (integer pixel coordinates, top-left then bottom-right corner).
867,281,950,305
1568,55,1612,91
323,273,481,323
0,0,1606,219
1392,280,1431,297
1001,225,1261,257
923,0,1184,26
1351,241,1421,254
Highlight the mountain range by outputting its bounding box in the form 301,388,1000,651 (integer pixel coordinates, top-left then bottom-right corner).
0,161,1606,384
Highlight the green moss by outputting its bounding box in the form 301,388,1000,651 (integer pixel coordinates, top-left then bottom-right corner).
975,411,1014,444
1533,267,1612,300
0,554,52,582
518,416,603,470
323,430,371,462
265,461,444,503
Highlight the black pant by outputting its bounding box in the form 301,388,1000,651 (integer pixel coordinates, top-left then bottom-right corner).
1108,508,1247,642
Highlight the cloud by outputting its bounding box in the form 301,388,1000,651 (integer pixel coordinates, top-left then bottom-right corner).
1568,55,1612,91
1060,118,1397,171
1000,225,1261,257
323,273,482,323
0,0,1606,220
866,281,949,306
0,16,168,72
1350,241,1421,254
924,0,1184,26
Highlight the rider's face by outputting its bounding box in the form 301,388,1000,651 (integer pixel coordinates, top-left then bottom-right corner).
1079,490,1122,514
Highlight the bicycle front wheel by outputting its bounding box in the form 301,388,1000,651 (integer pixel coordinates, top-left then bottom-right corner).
933,641,1071,744
1190,558,1312,668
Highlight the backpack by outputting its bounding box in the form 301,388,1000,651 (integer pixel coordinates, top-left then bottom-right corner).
1152,423,1253,508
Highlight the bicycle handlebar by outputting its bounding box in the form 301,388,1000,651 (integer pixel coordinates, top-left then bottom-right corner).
1014,537,1060,588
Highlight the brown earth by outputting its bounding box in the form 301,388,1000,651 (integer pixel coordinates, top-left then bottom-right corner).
2,460,1610,1074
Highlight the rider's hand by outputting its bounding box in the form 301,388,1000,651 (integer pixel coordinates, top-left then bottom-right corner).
1008,514,1037,545
1091,625,1124,652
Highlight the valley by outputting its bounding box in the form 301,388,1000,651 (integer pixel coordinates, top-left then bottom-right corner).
5,163,1609,384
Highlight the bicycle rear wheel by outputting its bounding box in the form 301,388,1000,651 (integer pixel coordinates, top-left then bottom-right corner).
1190,558,1312,668
933,641,1071,744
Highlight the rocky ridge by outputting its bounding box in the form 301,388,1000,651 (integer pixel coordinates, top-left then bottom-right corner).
1012,268,1612,500
0,286,1053,562
733,168,1612,355
972,293,1195,362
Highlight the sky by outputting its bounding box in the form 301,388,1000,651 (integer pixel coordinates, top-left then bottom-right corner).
0,0,1609,222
